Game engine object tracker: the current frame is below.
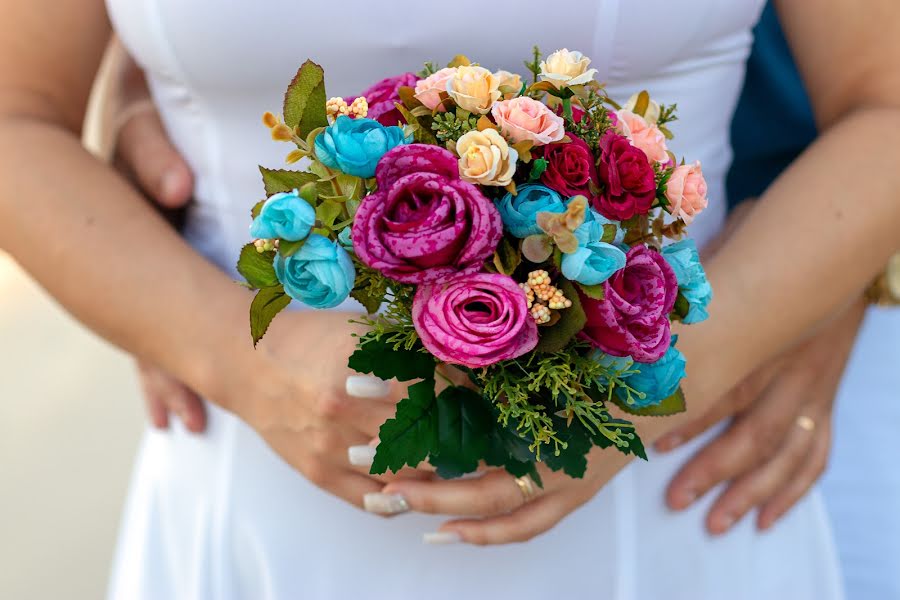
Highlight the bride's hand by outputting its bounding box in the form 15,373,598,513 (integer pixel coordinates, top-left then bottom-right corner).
654,298,865,535
230,310,432,509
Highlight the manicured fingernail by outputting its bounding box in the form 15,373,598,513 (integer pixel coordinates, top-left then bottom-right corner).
348,445,377,467
656,435,684,452
714,514,735,534
363,493,409,515
423,532,461,545
672,488,698,510
346,375,391,398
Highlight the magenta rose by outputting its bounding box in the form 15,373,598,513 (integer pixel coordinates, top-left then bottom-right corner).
347,72,418,126
413,273,539,368
579,245,678,363
595,132,656,220
538,134,598,199
352,144,503,284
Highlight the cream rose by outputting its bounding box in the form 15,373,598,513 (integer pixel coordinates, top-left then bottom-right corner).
616,109,670,164
623,91,662,125
456,129,519,187
494,70,523,99
491,97,566,146
539,49,598,89
414,67,457,112
665,161,708,224
446,66,501,114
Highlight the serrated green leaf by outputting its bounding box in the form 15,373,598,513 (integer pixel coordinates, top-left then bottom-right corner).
534,278,587,353
492,236,522,276
589,414,647,461
348,337,436,382
251,199,266,219
260,166,319,196
613,387,686,417
428,386,492,478
283,60,328,137
250,285,291,347
298,182,318,205
541,421,593,478
350,287,384,315
316,200,343,229
371,379,438,474
578,282,605,300
278,239,304,258
237,244,278,289
484,426,543,487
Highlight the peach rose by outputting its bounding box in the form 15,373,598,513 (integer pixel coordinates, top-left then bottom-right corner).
616,109,669,164
491,97,566,146
665,161,708,224
539,49,598,89
414,67,457,112
494,70,523,99
455,128,519,187
446,66,501,114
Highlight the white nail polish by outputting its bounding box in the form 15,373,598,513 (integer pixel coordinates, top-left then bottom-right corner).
364,493,409,515
423,532,462,545
346,375,391,398
348,445,377,467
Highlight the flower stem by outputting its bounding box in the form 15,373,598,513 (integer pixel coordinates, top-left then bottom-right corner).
562,97,574,122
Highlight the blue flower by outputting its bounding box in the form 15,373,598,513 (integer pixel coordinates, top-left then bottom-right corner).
314,116,409,178
617,338,686,408
497,184,566,238
337,226,353,250
582,208,625,245
662,239,712,324
250,191,316,242
274,234,355,309
592,350,635,387
561,218,627,285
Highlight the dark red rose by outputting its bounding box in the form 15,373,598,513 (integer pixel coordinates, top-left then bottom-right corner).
538,135,598,199
595,132,656,220
346,72,418,127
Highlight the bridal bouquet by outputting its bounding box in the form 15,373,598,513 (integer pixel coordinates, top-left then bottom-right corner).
237,49,712,483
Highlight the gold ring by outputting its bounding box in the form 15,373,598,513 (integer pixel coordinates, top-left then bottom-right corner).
796,415,816,432
514,475,538,503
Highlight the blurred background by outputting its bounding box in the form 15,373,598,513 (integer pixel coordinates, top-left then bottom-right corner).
0,55,144,599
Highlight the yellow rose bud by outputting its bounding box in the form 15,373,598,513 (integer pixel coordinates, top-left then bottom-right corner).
455,128,519,187
540,48,598,89
447,66,502,114
623,91,662,125
494,70,523,99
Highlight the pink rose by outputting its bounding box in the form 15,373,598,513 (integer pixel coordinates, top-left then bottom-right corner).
580,245,678,363
347,72,418,126
414,67,457,112
665,161,708,224
491,97,566,146
615,109,669,164
595,132,657,220
352,144,502,284
413,273,538,368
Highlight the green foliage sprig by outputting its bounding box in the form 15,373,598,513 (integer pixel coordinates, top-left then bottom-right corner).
431,111,479,144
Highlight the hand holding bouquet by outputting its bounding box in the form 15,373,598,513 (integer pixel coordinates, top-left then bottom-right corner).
237,48,711,484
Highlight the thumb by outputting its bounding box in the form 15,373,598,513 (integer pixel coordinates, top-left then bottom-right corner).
116,105,194,209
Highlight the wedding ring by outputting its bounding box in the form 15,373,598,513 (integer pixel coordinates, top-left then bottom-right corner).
796,415,816,432
513,475,538,503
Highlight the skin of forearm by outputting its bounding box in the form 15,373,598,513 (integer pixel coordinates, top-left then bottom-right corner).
0,117,254,408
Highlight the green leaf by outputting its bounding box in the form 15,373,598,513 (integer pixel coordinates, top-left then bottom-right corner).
672,292,690,321
371,379,439,474
428,386,493,478
260,166,319,196
250,285,291,347
298,182,318,205
528,158,548,182
350,287,384,315
541,421,593,478
601,224,619,244
348,336,436,382
589,414,647,461
237,243,278,289
251,199,266,219
316,200,343,229
613,387,686,418
484,426,543,487
278,239,304,258
534,278,587,353
492,236,522,276
577,282,605,301
283,60,328,137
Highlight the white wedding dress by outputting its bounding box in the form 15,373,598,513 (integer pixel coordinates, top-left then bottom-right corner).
105,1,844,598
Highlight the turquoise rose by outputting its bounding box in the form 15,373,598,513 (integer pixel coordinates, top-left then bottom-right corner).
617,338,686,408
662,239,712,324
275,234,355,309
497,184,566,238
582,208,625,244
249,191,316,242
561,219,627,286
592,350,635,387
314,116,408,178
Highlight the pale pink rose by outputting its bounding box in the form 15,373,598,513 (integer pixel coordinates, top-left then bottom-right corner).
616,109,669,164
491,97,565,147
665,161,708,224
414,67,457,112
